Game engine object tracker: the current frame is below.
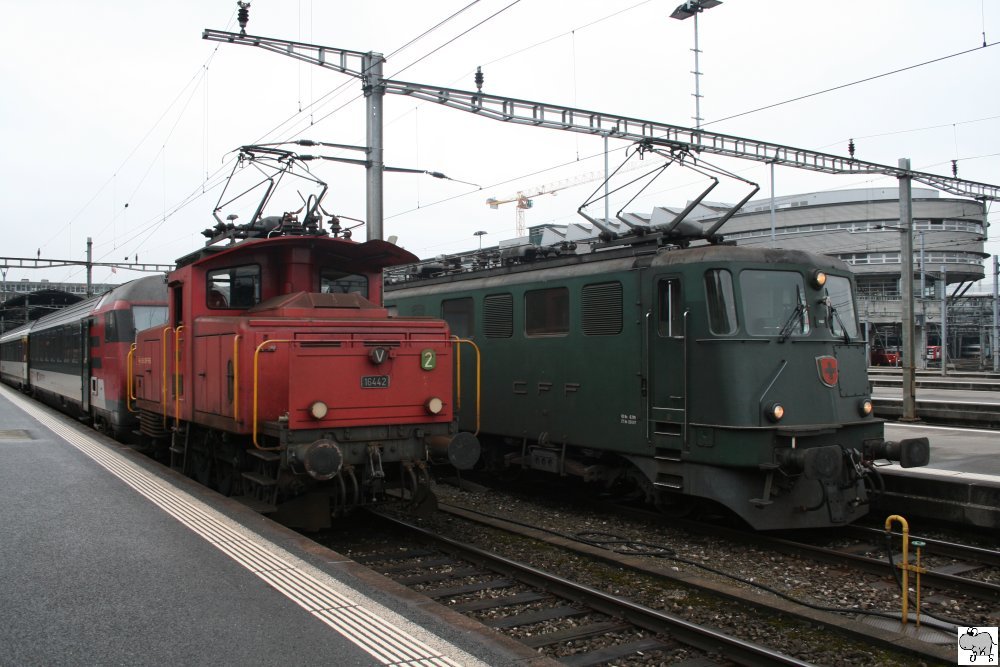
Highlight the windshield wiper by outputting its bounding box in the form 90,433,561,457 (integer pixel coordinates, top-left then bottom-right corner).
778,303,804,343
830,305,851,344
778,285,807,343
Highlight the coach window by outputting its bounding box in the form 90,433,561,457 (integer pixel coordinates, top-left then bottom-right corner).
657,278,684,337
207,265,261,309
705,269,738,335
442,298,474,339
320,269,368,298
525,287,569,336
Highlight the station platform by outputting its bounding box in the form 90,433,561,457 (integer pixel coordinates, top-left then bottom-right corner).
0,385,542,666
876,422,1000,529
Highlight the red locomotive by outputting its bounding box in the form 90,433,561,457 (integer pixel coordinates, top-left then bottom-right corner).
131,222,475,528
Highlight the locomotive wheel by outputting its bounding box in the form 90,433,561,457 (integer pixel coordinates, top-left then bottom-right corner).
654,492,696,518
190,448,213,487
213,441,243,497
215,459,238,496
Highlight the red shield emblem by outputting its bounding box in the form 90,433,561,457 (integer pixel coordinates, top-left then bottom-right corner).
816,356,838,387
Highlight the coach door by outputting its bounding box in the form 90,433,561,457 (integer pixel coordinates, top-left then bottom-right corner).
81,319,91,413
646,274,688,453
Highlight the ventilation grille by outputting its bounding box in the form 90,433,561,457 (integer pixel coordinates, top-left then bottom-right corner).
582,282,622,336
483,294,513,338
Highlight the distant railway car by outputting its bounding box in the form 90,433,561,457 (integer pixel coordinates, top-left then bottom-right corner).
0,276,169,439
386,240,929,530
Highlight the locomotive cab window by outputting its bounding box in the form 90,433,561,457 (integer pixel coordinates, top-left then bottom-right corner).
525,287,569,336
657,278,684,337
704,269,737,335
824,275,859,339
741,270,810,337
320,269,368,298
207,265,261,309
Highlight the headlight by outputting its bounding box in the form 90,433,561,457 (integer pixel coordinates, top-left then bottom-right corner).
766,402,785,422
425,397,444,415
859,398,873,417
811,270,827,288
309,401,329,420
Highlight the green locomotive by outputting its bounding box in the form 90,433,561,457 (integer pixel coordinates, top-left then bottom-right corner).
386,237,928,530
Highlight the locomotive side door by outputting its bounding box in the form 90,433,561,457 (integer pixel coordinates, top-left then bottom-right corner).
645,274,688,454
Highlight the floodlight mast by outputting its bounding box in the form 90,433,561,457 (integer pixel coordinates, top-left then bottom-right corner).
202,29,1000,205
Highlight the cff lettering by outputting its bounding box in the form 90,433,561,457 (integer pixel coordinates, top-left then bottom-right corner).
620,413,637,425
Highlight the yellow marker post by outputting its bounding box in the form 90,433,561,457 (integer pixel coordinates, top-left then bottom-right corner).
884,515,927,626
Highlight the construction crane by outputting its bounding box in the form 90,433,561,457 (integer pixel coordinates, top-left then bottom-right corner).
486,158,664,237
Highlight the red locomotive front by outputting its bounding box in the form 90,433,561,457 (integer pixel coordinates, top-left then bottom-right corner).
133,227,476,529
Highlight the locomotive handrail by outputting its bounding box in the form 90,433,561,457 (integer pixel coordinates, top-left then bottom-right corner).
252,338,293,450
160,327,173,428
451,337,481,436
126,343,137,413
232,334,241,423
174,325,184,429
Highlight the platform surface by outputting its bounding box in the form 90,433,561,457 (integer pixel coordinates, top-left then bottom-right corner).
0,385,525,666
886,421,1000,477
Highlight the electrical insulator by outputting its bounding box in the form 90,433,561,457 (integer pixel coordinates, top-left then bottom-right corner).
238,2,250,35
848,139,855,159
474,66,484,92
952,159,958,177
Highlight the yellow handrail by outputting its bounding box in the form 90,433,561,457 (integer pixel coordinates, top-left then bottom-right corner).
232,334,241,423
126,343,137,413
451,337,481,436
174,325,184,428
160,327,173,427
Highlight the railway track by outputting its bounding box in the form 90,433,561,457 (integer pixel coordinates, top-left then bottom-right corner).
661,518,1000,605
322,499,960,666
353,511,809,666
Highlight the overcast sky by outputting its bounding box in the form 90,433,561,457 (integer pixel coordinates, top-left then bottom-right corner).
2,0,998,288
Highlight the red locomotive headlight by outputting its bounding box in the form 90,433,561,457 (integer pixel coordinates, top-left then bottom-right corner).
310,401,329,420
425,397,444,415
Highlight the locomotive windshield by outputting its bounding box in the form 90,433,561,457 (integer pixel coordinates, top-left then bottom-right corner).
207,265,261,309
133,306,168,335
741,270,810,337
320,269,368,298
824,275,859,338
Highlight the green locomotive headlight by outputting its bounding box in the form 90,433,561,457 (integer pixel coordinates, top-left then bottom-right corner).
811,270,827,288
858,398,873,417
766,402,785,422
